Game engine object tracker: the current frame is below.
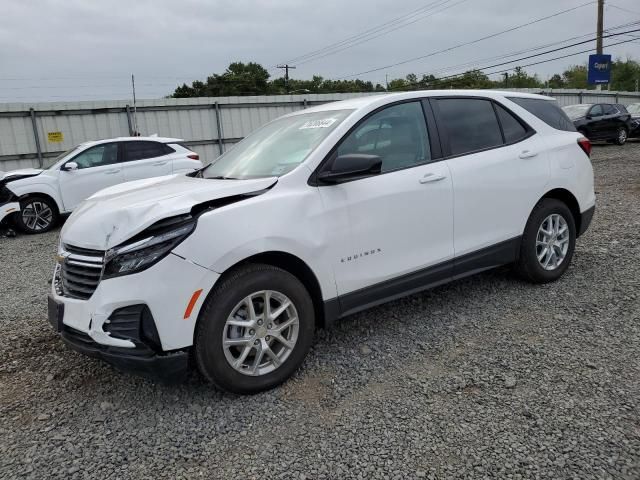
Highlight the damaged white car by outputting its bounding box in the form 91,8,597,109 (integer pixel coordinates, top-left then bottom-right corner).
49,91,595,393
0,137,201,234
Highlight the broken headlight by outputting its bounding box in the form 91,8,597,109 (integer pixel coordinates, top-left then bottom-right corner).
103,216,196,279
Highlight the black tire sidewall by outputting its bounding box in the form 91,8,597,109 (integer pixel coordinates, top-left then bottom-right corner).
518,199,576,283
195,265,315,394
16,196,58,234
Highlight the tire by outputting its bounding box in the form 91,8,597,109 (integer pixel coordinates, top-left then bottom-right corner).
16,195,59,234
194,264,315,394
614,126,628,145
515,199,576,284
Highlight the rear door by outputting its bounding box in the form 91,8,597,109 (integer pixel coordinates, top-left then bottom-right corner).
121,140,173,181
58,142,124,211
432,97,549,261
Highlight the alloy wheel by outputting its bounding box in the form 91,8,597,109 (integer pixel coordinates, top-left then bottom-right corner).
536,213,570,271
222,290,299,376
618,128,627,144
21,201,53,232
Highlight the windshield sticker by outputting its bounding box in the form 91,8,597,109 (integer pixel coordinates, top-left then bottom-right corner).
299,118,337,129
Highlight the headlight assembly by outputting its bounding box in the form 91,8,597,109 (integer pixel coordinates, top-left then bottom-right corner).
103,216,196,279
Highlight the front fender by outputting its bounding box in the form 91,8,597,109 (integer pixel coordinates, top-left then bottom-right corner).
7,182,64,212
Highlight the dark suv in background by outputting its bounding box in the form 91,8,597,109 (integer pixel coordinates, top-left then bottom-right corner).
562,103,631,145
627,103,640,139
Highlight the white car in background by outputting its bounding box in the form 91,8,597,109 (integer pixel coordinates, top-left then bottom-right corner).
0,137,202,234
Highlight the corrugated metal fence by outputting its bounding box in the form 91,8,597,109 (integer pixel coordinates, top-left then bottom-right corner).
1,89,639,171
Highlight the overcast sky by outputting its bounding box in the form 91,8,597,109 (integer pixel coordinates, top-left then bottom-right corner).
0,0,638,102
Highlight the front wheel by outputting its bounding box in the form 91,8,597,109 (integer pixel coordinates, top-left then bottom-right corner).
515,199,576,283
16,196,59,234
194,264,315,394
614,127,628,145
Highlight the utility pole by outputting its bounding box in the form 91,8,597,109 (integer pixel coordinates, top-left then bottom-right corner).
131,74,138,135
596,0,604,91
276,64,296,93
596,0,604,55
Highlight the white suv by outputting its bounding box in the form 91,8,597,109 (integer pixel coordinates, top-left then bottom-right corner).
0,137,201,234
48,91,595,393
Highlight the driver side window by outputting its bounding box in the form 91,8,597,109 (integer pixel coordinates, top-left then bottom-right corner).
70,143,119,169
336,102,431,173
589,105,603,117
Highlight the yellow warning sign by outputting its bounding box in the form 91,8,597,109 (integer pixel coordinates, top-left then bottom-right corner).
47,131,64,143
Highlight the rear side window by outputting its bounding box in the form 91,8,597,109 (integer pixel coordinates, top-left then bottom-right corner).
435,98,503,156
494,104,529,143
602,104,617,115
509,97,575,132
123,141,168,162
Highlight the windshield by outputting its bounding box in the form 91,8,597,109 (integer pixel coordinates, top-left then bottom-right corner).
202,109,353,179
627,103,640,114
562,104,591,119
48,146,81,169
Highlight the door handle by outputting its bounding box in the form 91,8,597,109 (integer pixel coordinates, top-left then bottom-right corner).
519,150,538,159
419,173,446,184
152,161,168,166
105,169,121,174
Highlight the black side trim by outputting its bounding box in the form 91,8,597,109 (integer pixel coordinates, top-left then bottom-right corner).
324,236,521,323
452,237,520,277
578,205,595,237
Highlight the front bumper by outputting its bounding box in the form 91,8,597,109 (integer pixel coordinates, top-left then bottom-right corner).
0,201,19,224
50,251,219,378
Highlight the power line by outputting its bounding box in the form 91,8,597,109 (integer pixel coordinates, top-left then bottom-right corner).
279,0,458,66
337,1,596,79
387,35,639,90
413,25,640,80
289,0,471,67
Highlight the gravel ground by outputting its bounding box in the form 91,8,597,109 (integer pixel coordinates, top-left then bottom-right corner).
1,143,639,479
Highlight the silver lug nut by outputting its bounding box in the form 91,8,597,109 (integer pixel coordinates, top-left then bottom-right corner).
254,340,259,346
249,329,255,335
257,319,263,326
267,323,273,329
265,336,271,341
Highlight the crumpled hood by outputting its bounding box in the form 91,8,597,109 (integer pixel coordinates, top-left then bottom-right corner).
0,168,43,183
61,174,277,250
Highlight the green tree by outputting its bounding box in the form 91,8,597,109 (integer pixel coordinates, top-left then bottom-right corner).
562,65,588,89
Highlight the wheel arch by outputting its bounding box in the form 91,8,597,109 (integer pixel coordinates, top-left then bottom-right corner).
211,251,332,329
538,188,582,234
18,191,61,215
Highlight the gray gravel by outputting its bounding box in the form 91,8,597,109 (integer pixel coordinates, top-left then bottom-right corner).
1,143,639,479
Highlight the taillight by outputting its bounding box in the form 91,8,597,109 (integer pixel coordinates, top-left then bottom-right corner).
187,153,199,160
577,137,591,158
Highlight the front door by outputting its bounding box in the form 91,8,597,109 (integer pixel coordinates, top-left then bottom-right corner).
316,101,454,306
58,142,124,211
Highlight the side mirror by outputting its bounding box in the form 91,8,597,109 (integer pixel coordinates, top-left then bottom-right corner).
317,154,382,184
62,161,78,171
585,115,592,120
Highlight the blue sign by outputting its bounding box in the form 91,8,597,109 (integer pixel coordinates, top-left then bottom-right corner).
588,54,612,84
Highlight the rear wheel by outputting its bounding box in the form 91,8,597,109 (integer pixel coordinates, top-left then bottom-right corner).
194,264,315,394
16,196,59,234
614,127,628,145
515,199,576,283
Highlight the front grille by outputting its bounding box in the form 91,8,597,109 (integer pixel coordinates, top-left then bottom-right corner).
58,244,105,300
